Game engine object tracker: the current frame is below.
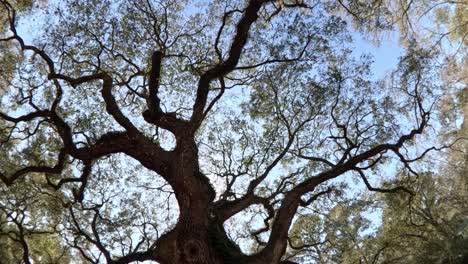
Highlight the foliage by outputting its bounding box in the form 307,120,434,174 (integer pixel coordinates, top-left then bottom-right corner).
0,0,465,263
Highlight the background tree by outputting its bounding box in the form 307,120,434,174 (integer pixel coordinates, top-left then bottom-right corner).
0,0,464,263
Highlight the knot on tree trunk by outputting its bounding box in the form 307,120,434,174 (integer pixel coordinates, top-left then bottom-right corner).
182,239,205,262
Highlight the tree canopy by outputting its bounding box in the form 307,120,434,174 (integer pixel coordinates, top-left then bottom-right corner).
0,0,466,263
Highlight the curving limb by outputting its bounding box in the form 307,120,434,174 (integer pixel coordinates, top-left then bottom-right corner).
190,0,272,129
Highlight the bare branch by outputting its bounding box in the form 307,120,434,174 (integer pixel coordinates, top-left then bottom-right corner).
354,169,413,195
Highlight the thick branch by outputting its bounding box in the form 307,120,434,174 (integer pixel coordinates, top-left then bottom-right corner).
255,112,429,263
191,0,270,128
141,52,190,135
0,148,67,186
214,193,271,222
147,50,163,113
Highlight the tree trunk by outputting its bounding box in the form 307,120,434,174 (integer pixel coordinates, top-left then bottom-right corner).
153,138,223,264
151,138,278,264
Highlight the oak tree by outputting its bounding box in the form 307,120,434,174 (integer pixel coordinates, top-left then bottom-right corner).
0,0,462,263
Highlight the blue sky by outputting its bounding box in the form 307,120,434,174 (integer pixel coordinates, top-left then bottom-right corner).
353,33,403,78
